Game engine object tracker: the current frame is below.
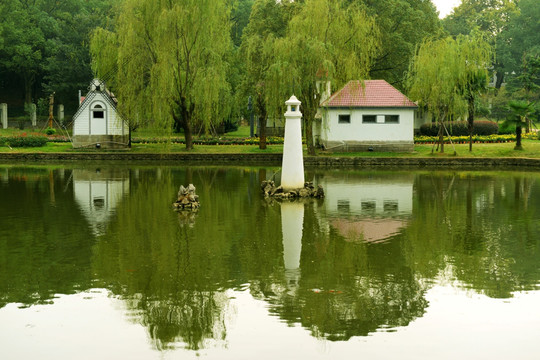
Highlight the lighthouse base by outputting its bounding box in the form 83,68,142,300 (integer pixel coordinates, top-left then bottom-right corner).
261,180,324,199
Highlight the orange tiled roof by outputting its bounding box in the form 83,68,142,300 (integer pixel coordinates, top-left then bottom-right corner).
322,80,417,108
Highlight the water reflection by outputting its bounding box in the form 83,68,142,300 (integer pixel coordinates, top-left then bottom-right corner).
280,201,304,295
0,167,95,308
1,166,540,355
73,168,130,236
316,172,413,244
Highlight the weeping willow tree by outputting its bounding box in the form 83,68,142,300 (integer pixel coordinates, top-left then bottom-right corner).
90,0,233,150
240,0,293,150
266,0,380,155
408,34,492,153
456,33,492,151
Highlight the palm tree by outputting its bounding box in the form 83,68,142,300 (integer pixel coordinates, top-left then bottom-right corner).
506,100,536,150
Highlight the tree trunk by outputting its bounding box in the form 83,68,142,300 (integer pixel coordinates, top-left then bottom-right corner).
305,115,315,156
303,104,316,156
23,73,34,106
183,119,194,150
258,112,267,150
495,70,505,90
173,100,194,150
467,94,475,152
256,93,267,150
515,125,522,150
438,119,445,153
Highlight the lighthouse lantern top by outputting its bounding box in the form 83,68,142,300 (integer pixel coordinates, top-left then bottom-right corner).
285,95,301,116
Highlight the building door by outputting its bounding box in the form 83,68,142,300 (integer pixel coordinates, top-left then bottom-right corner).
91,104,107,134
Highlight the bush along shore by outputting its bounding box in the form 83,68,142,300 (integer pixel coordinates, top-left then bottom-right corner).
2,133,540,148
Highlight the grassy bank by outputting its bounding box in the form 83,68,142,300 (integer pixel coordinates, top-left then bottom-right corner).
1,126,540,158
2,139,540,158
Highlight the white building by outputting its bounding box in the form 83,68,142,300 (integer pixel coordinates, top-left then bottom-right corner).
72,79,129,148
314,80,417,152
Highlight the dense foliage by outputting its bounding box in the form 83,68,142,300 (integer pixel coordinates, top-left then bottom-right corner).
419,120,498,137
1,0,538,148
0,0,114,113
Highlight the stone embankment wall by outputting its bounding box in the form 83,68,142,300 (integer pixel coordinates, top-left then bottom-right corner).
1,152,540,169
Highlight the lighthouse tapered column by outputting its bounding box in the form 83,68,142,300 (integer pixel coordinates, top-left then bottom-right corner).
281,95,304,191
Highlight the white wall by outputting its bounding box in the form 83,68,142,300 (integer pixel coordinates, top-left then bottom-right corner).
320,108,414,142
73,93,127,136
317,174,414,216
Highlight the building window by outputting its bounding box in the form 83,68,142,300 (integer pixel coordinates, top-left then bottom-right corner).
384,200,398,212
337,199,350,214
338,114,350,124
385,115,399,124
362,115,376,123
92,104,104,119
361,200,376,213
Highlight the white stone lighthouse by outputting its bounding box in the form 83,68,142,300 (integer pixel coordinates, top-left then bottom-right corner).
281,95,304,191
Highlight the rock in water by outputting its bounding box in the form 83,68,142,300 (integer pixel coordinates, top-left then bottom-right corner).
174,184,200,210
261,180,324,199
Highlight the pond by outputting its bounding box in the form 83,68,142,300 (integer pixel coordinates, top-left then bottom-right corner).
0,165,539,359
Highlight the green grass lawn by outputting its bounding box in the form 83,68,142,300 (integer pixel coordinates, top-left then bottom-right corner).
330,141,540,158
2,139,540,158
2,125,540,157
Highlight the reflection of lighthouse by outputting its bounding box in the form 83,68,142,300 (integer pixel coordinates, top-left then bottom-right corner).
281,201,304,293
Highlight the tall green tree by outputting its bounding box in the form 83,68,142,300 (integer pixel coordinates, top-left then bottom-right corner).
0,0,49,105
456,33,493,151
504,0,540,107
240,0,294,149
231,0,255,48
408,35,492,153
0,0,113,111
442,0,517,89
91,0,233,150
360,0,441,89
267,0,380,155
505,100,535,150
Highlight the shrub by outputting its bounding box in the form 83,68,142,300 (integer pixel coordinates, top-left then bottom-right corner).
45,127,56,135
414,134,515,144
473,120,499,135
419,120,498,136
5,135,48,147
498,121,515,135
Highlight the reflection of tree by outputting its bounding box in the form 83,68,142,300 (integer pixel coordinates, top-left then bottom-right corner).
0,168,94,308
5,166,540,349
127,291,228,351
405,172,540,298
92,167,285,350
263,200,428,340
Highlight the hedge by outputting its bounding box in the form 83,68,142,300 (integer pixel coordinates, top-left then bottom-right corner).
419,120,499,136
131,136,285,145
414,134,516,144
1,135,48,147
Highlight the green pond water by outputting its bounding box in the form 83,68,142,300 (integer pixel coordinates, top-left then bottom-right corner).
0,165,539,359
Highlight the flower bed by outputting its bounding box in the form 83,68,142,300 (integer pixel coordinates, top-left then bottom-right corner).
131,136,285,145
46,134,71,143
414,134,518,144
